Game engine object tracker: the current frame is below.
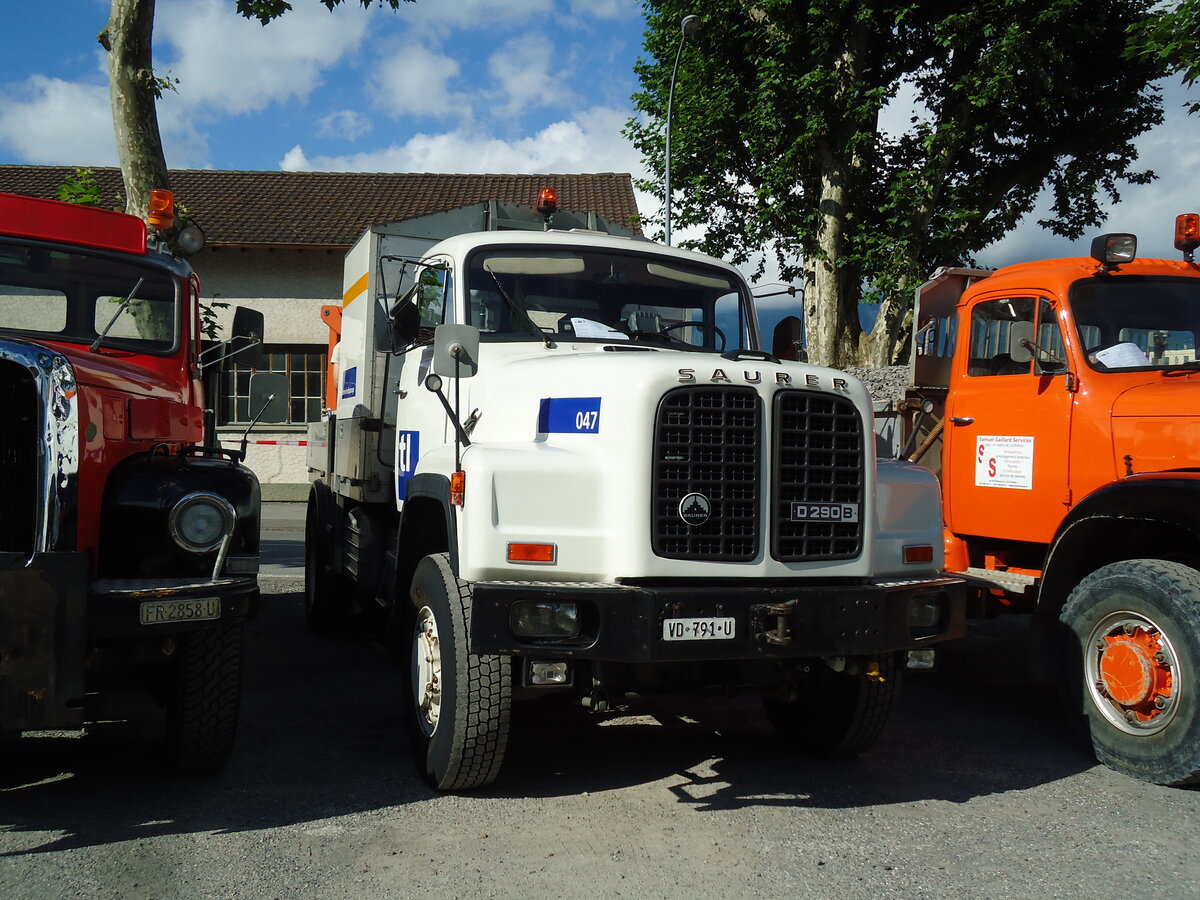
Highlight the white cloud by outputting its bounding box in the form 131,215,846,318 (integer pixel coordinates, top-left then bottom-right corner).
488,33,575,116
156,0,372,116
402,0,555,35
283,105,641,176
0,75,117,165
565,0,641,20
369,47,466,119
317,108,372,140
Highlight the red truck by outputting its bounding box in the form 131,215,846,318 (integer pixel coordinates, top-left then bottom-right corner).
901,214,1200,786
0,191,280,772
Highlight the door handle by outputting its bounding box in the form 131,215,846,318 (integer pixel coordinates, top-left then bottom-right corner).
949,416,975,426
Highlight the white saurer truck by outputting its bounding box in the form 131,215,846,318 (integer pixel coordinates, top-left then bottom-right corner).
305,192,966,790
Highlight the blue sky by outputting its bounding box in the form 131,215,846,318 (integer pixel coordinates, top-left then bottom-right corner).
3,0,1200,297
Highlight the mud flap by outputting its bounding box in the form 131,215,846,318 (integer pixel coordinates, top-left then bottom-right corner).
0,552,88,731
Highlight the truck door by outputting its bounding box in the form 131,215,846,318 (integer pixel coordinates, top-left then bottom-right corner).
392,263,454,508
943,295,1073,544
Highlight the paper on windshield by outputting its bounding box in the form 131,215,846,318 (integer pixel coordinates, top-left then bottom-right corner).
571,317,629,340
1095,342,1150,368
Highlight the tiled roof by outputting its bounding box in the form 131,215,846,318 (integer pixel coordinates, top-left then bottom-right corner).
0,166,642,247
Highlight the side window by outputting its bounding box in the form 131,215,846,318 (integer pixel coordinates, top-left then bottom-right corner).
967,297,1034,376
1034,297,1068,374
418,266,451,328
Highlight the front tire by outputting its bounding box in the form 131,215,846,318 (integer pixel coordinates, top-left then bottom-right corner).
1059,559,1200,786
407,553,511,790
165,623,244,774
762,655,899,758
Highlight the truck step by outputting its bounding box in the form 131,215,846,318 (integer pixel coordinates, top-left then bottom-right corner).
960,567,1038,594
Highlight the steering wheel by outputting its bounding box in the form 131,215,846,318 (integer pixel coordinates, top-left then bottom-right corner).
660,321,727,351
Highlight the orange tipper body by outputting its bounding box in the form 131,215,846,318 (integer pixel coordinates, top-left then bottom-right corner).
903,236,1200,787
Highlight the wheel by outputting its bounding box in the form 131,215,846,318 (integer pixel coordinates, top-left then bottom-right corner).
659,320,727,350
304,481,346,635
165,623,244,774
761,655,900,758
407,553,511,790
1058,559,1200,786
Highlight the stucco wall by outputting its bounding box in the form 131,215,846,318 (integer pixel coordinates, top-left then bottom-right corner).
192,246,345,495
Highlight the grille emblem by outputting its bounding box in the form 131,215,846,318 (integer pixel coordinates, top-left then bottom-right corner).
678,492,711,526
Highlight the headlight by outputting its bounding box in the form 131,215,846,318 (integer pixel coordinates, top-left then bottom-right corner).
510,601,580,639
169,491,236,553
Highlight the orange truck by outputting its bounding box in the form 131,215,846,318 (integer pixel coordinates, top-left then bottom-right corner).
899,214,1200,786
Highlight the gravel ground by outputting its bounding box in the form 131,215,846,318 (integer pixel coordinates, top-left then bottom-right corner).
2,577,1198,899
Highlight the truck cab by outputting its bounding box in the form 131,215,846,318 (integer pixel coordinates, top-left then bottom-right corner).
307,196,965,791
904,218,1200,786
0,191,280,772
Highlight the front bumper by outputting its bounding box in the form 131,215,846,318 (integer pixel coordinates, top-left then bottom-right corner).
470,576,966,662
0,551,258,731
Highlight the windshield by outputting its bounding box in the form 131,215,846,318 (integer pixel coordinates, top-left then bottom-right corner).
1071,276,1200,371
0,240,179,354
464,246,751,351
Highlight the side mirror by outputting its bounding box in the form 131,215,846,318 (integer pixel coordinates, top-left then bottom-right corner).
432,323,480,378
771,315,804,362
391,298,420,345
248,372,290,424
1008,320,1034,363
230,306,265,369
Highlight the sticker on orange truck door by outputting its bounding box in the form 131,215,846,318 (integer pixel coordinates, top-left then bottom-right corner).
975,435,1034,489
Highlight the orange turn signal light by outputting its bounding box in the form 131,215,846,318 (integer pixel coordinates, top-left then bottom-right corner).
903,545,935,565
148,188,175,230
450,471,465,507
507,543,557,564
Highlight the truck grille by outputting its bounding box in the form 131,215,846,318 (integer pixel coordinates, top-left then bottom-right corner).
651,387,761,561
772,390,864,561
650,386,865,564
0,359,39,555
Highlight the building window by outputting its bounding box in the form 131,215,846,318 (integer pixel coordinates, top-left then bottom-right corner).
219,343,326,424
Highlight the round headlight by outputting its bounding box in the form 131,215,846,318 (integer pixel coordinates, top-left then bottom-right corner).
169,492,236,553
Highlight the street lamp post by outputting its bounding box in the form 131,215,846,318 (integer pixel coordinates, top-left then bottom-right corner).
664,14,701,247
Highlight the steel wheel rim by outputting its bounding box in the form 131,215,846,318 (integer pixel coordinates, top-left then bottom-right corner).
413,605,442,737
1084,608,1181,736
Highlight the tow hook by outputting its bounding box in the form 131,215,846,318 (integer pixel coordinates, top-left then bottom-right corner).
754,601,796,647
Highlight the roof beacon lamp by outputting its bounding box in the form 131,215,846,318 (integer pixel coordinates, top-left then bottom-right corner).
148,189,175,231
537,187,558,229
1175,213,1200,263
664,14,702,247
1090,232,1137,272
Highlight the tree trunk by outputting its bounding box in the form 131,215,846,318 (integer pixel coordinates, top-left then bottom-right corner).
100,0,170,224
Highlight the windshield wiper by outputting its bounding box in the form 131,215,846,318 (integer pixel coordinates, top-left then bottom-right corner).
484,268,550,347
1162,361,1200,377
90,277,144,352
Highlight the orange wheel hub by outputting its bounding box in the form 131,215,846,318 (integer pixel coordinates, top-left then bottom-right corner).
1098,626,1173,724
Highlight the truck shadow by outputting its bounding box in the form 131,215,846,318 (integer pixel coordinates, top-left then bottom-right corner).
0,578,421,856
0,587,1094,855
497,616,1097,806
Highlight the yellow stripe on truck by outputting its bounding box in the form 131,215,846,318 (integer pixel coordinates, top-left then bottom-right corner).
343,271,368,307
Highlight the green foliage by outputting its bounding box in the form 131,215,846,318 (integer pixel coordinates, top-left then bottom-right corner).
235,0,413,25
57,168,104,207
201,297,231,341
1127,0,1200,113
134,66,180,99
628,0,1169,363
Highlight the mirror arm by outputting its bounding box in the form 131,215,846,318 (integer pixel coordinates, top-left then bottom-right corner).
239,391,277,458
199,334,262,370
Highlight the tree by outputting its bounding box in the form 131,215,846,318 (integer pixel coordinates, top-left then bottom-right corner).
628,1,1169,367
97,0,412,227
1128,0,1200,114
